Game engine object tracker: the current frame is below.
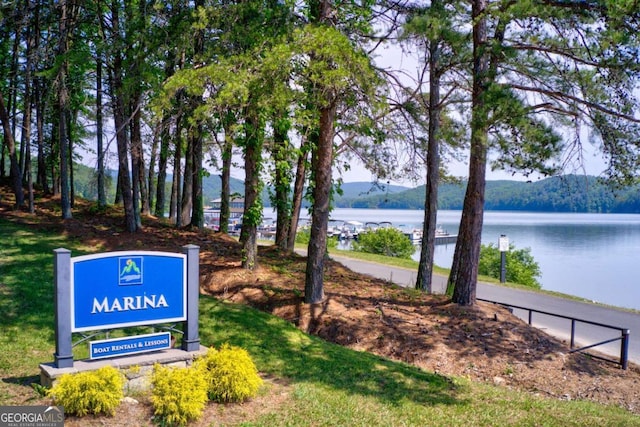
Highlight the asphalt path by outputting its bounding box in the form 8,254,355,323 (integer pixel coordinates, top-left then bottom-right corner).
329,254,639,366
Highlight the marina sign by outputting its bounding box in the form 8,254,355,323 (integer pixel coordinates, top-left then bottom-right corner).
51,245,201,369
71,251,187,332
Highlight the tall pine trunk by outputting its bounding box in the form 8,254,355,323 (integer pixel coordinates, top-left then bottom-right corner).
148,123,160,214
305,102,336,304
219,117,234,234
180,129,193,227
447,0,490,305
272,111,292,250
416,15,443,293
0,91,23,208
96,55,106,206
287,141,310,251
56,0,73,218
155,114,170,218
190,127,204,228
240,107,263,270
130,97,144,228
170,115,183,225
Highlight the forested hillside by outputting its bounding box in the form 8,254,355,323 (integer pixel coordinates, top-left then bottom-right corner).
72,166,640,214
335,176,640,213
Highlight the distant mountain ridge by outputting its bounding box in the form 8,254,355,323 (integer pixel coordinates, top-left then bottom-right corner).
72,165,640,213
335,176,640,213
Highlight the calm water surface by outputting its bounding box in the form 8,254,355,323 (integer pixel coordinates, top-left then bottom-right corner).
325,208,640,310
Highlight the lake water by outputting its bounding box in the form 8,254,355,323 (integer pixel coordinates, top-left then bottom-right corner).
321,208,640,310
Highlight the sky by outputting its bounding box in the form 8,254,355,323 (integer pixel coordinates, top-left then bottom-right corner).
331,38,610,187
88,37,609,189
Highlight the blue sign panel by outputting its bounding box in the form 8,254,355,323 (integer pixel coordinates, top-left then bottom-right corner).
89,332,172,359
71,251,187,332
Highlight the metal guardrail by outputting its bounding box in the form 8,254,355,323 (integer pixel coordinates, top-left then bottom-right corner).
478,298,630,370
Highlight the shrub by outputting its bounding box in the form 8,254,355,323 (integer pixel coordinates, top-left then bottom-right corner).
352,227,415,259
197,344,263,403
47,366,124,417
151,363,208,426
295,227,338,249
478,242,541,288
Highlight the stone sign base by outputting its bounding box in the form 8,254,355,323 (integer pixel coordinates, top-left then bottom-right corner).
40,345,209,392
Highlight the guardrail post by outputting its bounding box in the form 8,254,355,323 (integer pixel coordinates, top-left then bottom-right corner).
621,329,630,370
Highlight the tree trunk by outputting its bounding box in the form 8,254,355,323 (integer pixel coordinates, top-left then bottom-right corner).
23,24,34,213
110,56,135,230
56,0,73,218
5,16,21,180
130,97,144,228
219,118,233,234
286,143,310,251
155,53,177,218
50,121,59,196
68,111,75,209
416,21,443,293
305,102,336,304
170,115,183,225
148,123,160,214
100,0,136,230
35,78,48,192
155,113,171,218
113,87,135,231
240,107,263,270
190,125,204,228
189,0,205,229
0,90,23,208
180,129,194,227
272,112,292,250
96,55,106,206
448,0,490,305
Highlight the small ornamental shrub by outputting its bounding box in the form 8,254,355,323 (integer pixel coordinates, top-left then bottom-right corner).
151,363,208,427
478,242,541,288
197,344,263,403
352,227,415,259
47,366,124,416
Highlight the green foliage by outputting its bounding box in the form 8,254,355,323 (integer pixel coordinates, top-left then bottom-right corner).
352,227,416,259
196,344,263,403
295,227,338,249
151,363,208,427
478,243,541,288
47,366,124,417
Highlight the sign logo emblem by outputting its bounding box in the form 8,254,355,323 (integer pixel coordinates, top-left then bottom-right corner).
119,257,143,285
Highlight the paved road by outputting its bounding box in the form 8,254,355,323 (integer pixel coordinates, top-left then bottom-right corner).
330,254,639,366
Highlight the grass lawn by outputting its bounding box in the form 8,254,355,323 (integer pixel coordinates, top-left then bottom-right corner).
0,217,638,426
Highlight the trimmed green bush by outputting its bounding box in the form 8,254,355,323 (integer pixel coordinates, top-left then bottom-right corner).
478,242,541,288
352,227,416,259
47,366,124,417
197,344,263,403
151,363,208,426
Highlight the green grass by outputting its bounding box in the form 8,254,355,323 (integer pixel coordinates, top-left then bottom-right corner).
1,217,638,425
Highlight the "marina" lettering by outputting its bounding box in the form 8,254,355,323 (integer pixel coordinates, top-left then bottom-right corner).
91,294,168,313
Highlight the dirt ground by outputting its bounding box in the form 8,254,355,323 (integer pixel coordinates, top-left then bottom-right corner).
2,189,640,424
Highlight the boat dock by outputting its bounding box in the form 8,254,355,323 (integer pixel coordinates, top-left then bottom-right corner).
434,234,457,245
